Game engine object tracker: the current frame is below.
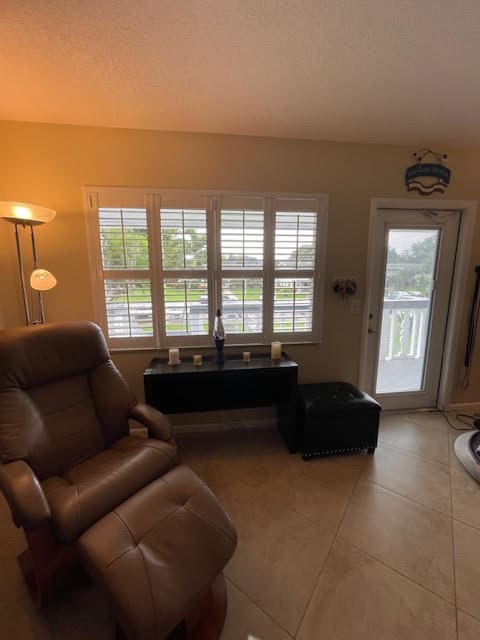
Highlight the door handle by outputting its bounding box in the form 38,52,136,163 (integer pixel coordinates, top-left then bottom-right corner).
368,328,377,334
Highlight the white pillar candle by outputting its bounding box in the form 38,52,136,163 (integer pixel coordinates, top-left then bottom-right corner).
271,341,282,360
168,348,180,365
243,351,251,363
193,354,202,366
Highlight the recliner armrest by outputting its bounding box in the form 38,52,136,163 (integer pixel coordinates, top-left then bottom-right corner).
0,460,51,529
129,403,174,444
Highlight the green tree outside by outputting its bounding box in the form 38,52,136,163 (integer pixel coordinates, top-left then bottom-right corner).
385,235,437,297
161,227,207,269
101,228,149,268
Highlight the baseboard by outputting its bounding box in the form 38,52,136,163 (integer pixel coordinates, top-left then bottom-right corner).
445,401,480,415
172,418,276,434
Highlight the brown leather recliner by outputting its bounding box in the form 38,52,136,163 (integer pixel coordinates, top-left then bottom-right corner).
0,321,177,601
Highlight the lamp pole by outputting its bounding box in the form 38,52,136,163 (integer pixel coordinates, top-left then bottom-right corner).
29,224,45,323
0,201,56,325
14,223,31,325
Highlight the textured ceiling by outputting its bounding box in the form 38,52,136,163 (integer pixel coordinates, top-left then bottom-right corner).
1,1,480,146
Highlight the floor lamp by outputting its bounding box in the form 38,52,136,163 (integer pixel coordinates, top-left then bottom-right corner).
0,201,57,325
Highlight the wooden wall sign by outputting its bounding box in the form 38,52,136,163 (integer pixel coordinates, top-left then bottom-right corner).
405,149,451,195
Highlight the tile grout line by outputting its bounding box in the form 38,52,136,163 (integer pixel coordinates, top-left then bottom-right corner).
363,477,452,519
336,536,457,610
338,429,459,614
291,430,470,632
342,419,458,611
445,419,480,631
406,416,450,431
224,482,302,638
377,438,450,468
271,462,455,538
222,475,345,637
292,453,369,638
190,424,463,636
455,604,480,627
448,429,460,640
302,456,459,610
452,514,480,534
378,435,449,466
254,486,336,537
223,575,295,639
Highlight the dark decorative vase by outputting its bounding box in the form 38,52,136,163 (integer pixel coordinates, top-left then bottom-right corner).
214,337,225,363
213,309,226,363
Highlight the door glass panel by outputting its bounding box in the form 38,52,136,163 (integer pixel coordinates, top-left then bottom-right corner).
375,228,439,394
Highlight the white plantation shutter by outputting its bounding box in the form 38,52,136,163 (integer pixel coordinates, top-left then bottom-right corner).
163,278,209,336
158,195,211,343
219,197,265,338
86,188,327,348
161,209,208,270
104,279,152,338
274,211,317,270
98,207,153,342
99,208,149,269
221,277,263,334
221,210,264,269
273,278,314,332
272,198,324,340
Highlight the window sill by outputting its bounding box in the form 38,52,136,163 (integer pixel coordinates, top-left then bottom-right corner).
110,340,323,354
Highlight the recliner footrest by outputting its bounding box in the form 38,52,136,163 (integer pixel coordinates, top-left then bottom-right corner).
78,465,237,640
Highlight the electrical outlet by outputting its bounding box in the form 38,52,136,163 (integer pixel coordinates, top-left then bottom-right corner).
351,300,362,314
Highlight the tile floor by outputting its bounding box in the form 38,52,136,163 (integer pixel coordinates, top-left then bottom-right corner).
1,412,480,639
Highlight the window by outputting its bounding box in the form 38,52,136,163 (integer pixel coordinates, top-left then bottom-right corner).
219,196,265,338
98,207,153,340
159,199,209,338
273,204,318,334
86,188,327,348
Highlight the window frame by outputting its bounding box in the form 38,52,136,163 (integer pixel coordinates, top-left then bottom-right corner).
84,187,328,350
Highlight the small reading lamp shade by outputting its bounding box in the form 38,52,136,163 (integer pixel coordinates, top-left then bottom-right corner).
30,269,57,291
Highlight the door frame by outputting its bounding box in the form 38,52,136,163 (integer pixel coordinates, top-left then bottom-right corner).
359,197,477,410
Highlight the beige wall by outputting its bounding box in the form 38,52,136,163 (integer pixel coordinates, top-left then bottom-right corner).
0,120,479,406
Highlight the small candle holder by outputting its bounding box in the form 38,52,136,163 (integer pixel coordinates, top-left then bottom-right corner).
193,354,202,366
168,348,181,365
243,351,251,363
271,341,282,360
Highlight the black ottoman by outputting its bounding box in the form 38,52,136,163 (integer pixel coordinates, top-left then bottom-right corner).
297,382,381,460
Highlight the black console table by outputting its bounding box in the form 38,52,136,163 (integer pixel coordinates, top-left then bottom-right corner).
144,353,298,452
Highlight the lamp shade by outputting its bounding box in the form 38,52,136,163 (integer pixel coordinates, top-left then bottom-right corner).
0,201,56,225
30,268,57,291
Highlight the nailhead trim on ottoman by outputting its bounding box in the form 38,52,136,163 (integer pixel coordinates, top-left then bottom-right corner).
297,382,381,460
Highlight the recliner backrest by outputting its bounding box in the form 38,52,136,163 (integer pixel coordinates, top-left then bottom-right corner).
0,321,136,479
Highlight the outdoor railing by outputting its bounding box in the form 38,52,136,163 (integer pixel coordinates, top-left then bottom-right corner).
107,295,431,345
106,299,314,337
378,298,430,362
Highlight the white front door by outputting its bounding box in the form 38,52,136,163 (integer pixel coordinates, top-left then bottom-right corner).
365,208,460,410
